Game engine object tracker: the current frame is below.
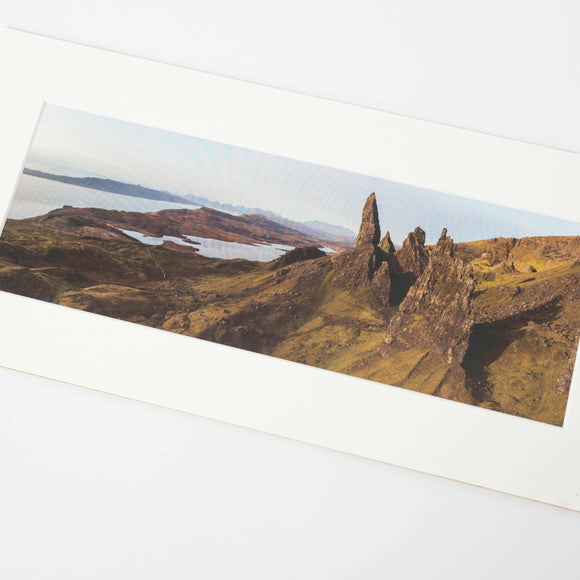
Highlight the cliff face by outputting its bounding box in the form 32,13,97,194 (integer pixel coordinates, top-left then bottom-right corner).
382,238,475,366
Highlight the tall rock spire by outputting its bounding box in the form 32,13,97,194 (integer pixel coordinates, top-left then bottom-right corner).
355,192,381,247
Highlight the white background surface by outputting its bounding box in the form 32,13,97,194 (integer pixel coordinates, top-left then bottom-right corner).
1,1,579,578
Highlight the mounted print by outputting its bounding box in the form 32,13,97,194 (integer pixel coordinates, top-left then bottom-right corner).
2,104,578,426
1,30,580,511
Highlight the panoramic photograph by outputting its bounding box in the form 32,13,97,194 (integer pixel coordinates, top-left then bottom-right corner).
1,104,579,426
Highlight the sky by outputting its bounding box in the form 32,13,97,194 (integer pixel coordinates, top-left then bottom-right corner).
23,104,580,246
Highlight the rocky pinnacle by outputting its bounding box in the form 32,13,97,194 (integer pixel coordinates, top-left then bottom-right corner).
396,226,429,281
379,231,396,253
435,227,454,254
355,192,381,247
413,226,426,246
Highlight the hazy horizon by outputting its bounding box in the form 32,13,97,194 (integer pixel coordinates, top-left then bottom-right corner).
21,104,580,246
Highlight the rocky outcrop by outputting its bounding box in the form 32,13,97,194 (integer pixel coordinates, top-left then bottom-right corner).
332,198,454,311
396,226,429,282
472,269,580,325
436,227,454,250
331,244,392,305
333,194,457,309
509,236,580,265
370,261,392,303
379,231,396,253
382,239,475,365
453,237,516,266
271,246,327,269
330,193,394,305
355,193,381,247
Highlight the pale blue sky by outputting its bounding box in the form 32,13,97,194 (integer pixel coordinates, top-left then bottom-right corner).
24,104,579,246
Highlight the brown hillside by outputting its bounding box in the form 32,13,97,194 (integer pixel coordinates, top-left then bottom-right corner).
0,196,578,426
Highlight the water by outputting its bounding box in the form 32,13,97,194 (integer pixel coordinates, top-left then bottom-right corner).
120,229,296,262
185,235,294,261
8,174,330,262
119,229,194,247
7,174,201,220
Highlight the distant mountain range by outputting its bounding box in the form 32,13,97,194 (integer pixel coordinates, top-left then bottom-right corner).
23,168,356,243
180,194,356,242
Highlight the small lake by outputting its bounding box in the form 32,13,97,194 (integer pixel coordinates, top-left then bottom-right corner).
119,228,296,262
7,174,200,220
7,174,337,262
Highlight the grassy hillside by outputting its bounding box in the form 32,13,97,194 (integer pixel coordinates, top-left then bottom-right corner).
0,209,578,426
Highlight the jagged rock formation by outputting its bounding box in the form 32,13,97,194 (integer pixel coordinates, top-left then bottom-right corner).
437,227,453,249
380,225,430,304
379,231,396,254
355,192,381,247
330,193,396,306
331,195,449,310
330,244,392,306
396,226,429,283
382,236,475,366
333,197,461,313
414,226,426,246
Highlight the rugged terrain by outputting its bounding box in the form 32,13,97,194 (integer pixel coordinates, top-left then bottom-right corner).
1,194,578,426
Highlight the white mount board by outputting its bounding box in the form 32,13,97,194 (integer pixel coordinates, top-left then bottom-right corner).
0,29,579,511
